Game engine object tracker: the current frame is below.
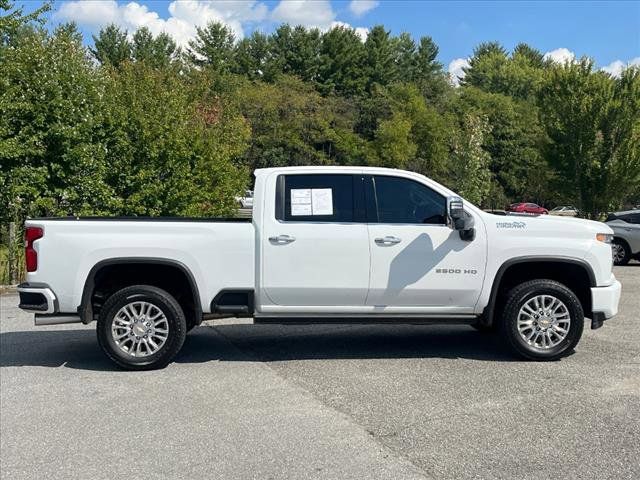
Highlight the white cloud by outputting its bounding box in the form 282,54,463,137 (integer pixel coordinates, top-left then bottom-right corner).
349,0,379,17
448,57,469,86
56,0,268,46
601,57,640,77
272,0,335,30
543,47,575,64
57,0,370,48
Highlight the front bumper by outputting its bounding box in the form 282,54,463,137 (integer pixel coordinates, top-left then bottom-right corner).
591,279,622,320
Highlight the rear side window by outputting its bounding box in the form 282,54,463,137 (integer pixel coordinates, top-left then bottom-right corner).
628,214,640,224
372,175,446,224
277,174,359,222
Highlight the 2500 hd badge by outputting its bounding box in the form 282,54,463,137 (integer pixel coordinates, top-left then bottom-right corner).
436,268,478,274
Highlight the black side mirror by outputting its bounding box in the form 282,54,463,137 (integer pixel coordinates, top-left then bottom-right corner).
447,196,465,229
447,196,475,241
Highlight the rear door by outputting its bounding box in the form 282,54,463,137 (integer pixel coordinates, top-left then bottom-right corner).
365,174,486,312
260,172,370,308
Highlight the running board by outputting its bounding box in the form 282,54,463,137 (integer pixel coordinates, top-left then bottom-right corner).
35,314,82,326
253,316,477,325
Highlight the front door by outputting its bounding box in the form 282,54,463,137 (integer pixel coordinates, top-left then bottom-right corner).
260,172,370,309
366,175,486,312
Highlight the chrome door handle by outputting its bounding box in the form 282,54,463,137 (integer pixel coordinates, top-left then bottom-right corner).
375,236,402,245
269,234,296,244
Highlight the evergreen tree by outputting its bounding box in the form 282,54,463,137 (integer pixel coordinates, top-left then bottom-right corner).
187,21,235,71
364,25,397,90
91,24,131,67
317,25,366,96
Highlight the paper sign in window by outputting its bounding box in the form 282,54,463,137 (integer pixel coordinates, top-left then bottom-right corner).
311,189,333,215
291,203,312,216
291,189,311,203
290,187,333,216
290,189,312,216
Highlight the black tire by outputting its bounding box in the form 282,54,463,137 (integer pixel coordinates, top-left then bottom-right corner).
97,285,187,370
499,279,584,361
612,238,631,266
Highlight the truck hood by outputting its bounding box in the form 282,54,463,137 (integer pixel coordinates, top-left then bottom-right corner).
488,213,613,236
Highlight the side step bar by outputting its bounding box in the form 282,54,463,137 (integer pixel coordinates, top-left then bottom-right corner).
35,314,82,326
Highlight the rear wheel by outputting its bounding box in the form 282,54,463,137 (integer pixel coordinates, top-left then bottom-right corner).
612,239,631,266
499,279,584,361
97,285,187,370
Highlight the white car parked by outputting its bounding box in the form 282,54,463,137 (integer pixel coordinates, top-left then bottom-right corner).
549,206,580,217
18,167,621,369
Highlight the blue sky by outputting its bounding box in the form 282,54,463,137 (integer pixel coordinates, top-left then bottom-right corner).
23,0,640,78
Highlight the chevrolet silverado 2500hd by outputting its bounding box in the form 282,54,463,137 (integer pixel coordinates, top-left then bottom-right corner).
17,167,621,369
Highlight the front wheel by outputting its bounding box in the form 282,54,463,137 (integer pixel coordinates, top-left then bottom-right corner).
97,285,187,370
499,279,584,361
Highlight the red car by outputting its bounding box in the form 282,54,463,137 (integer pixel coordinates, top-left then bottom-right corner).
508,202,549,215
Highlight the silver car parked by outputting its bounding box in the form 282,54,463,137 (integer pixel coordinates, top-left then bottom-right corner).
606,210,640,265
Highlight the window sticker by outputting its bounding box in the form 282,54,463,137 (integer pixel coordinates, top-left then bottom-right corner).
291,203,312,216
311,188,333,215
291,188,311,204
290,187,334,216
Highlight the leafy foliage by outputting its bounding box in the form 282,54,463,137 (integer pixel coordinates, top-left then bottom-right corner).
1,9,639,236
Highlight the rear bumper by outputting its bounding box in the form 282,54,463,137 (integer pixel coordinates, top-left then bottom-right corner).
17,282,58,314
591,280,622,320
17,282,82,325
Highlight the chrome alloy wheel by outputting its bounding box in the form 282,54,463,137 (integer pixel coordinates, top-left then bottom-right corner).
111,301,169,357
612,243,625,264
517,295,571,350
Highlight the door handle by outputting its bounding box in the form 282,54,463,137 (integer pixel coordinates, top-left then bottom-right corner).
375,236,402,245
269,234,296,244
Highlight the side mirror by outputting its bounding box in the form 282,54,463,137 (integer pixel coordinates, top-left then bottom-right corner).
447,196,466,230
447,196,475,241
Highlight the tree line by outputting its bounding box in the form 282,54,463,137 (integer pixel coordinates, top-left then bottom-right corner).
1,1,639,240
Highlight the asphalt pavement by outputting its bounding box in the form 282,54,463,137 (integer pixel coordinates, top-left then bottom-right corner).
1,265,639,479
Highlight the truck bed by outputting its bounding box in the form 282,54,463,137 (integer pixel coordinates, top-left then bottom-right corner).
24,217,256,314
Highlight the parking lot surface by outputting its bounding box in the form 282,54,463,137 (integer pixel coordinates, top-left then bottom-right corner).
1,265,639,480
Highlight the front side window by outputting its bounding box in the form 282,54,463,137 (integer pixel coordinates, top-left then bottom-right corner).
372,175,446,224
278,174,356,222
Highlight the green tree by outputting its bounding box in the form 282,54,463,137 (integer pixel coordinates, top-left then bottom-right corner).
449,114,493,205
393,32,417,82
91,24,131,67
364,25,397,90
233,30,273,80
0,0,50,47
1,23,116,223
270,24,321,82
187,21,235,71
539,60,640,217
132,27,177,68
102,63,249,216
317,25,366,96
457,87,551,204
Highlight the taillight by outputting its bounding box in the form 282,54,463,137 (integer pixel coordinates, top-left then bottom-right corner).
25,227,43,272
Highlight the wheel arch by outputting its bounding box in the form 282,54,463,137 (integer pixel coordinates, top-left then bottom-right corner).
483,256,596,327
79,257,202,326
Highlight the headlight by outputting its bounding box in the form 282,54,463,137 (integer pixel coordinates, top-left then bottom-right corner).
596,233,613,243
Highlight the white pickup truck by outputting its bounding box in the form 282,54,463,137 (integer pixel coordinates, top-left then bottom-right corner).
18,167,621,370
